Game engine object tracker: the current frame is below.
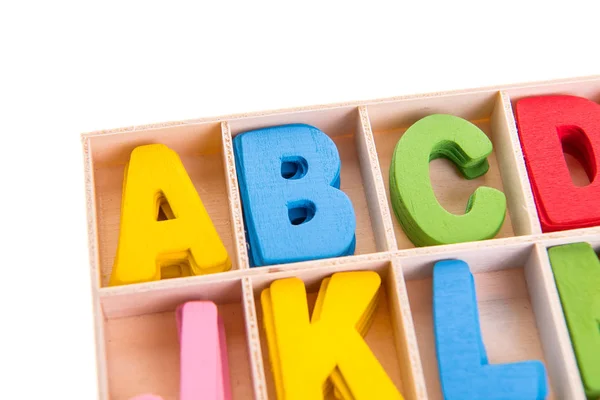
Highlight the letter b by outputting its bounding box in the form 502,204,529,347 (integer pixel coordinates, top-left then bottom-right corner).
233,124,356,267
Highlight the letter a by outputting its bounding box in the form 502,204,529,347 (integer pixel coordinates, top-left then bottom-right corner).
109,144,231,286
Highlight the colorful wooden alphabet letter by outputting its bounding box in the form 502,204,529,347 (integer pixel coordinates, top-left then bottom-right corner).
389,114,506,247
548,242,600,398
128,301,231,400
433,260,548,400
109,144,231,286
176,301,231,400
261,271,402,400
515,95,600,232
234,124,356,267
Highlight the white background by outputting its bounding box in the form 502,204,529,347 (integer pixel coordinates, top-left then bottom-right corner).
0,1,598,398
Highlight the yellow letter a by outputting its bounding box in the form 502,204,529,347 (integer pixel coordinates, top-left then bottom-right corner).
109,144,231,286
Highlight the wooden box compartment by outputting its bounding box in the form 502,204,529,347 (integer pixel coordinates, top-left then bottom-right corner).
401,243,556,399
227,106,387,255
86,122,240,286
83,75,600,400
248,258,425,400
365,91,536,250
101,278,255,400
